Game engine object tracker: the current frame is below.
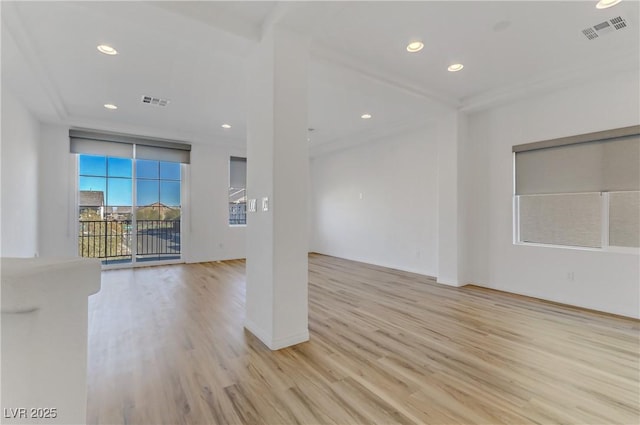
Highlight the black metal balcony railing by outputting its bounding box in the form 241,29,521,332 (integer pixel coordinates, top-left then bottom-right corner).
229,202,246,225
78,220,180,262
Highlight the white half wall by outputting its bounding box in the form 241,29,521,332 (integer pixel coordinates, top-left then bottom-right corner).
1,89,40,257
310,126,439,277
461,69,640,318
37,123,246,262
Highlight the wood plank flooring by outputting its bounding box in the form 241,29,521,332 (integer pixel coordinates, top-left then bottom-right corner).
87,254,640,424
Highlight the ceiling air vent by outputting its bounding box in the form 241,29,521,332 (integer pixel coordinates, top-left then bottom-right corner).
141,95,170,107
582,16,628,40
582,27,599,40
610,16,627,30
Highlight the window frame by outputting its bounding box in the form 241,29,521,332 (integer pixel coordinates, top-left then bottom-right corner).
514,191,639,253
76,154,186,269
228,156,247,227
512,126,640,253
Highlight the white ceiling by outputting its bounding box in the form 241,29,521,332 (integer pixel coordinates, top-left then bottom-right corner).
2,1,639,154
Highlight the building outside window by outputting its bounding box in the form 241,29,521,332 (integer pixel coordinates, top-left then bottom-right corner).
229,156,247,225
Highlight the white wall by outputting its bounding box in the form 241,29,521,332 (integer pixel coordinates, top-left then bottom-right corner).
37,124,246,262
310,127,439,277
186,143,246,263
244,27,310,349
39,124,77,257
1,89,40,257
461,69,640,318
436,111,463,285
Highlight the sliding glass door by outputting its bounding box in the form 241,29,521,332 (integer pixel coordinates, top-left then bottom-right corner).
78,154,182,265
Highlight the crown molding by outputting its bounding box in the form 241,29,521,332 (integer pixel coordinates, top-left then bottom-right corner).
460,52,640,113
311,43,460,110
260,2,291,39
147,2,261,45
2,2,69,121
309,117,437,158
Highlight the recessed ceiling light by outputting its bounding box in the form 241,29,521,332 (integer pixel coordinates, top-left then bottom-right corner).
447,63,464,72
406,41,424,53
361,113,372,119
221,124,231,129
104,103,118,110
596,0,621,9
97,44,118,55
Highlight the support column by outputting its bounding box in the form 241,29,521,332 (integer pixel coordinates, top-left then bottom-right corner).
437,110,464,287
244,26,310,350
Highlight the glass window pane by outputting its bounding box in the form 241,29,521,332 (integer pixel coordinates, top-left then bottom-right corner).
160,181,180,207
162,206,181,221
79,155,106,176
107,178,132,206
136,160,159,179
229,188,246,203
79,206,102,221
108,157,132,178
136,180,159,206
609,191,640,248
136,206,160,221
160,162,181,180
105,206,132,221
79,176,106,197
519,193,602,248
229,201,246,225
229,157,247,225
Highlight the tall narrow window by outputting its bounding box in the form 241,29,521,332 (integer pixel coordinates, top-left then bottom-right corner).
229,156,247,225
514,126,640,249
71,129,190,266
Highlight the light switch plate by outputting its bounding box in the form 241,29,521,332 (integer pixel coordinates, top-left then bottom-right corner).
248,199,257,212
262,197,269,212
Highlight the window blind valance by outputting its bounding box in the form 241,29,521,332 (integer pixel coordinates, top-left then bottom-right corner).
514,126,640,195
69,129,191,164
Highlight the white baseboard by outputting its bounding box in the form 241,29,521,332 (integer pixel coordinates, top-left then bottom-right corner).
270,330,309,350
244,319,309,351
436,276,466,287
310,251,437,280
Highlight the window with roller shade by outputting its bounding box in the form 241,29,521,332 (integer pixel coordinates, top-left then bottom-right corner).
70,129,190,265
229,156,247,225
513,126,640,249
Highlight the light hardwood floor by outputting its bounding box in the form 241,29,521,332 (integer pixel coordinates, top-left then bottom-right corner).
87,254,640,425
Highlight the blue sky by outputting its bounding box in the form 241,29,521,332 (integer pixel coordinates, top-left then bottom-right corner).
79,155,181,206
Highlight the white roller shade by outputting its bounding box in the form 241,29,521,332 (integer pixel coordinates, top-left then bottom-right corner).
514,129,639,195
136,145,190,163
519,193,602,248
230,156,247,188
70,138,133,158
609,191,640,248
602,137,640,192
